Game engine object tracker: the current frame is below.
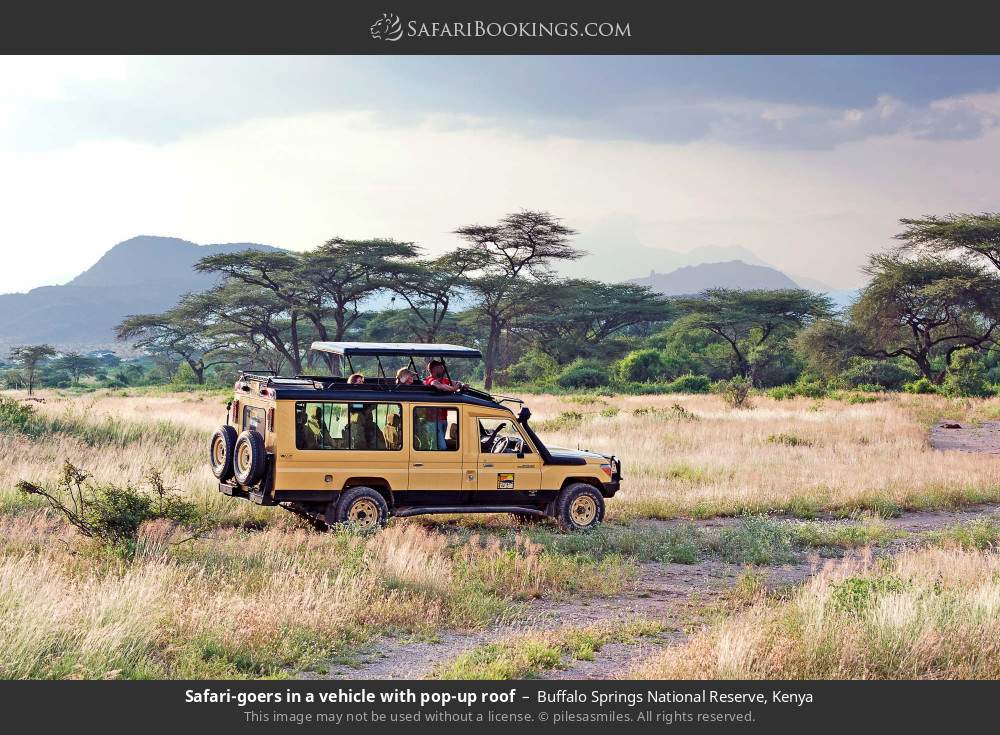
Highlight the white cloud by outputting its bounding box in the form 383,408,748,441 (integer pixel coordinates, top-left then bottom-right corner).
2,105,1000,294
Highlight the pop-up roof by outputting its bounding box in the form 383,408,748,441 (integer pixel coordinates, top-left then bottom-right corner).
310,341,483,359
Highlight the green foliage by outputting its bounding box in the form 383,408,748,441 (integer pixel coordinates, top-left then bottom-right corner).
839,357,918,390
524,523,704,564
501,348,558,385
928,519,1000,550
716,516,794,565
16,462,211,560
716,375,752,408
942,350,994,397
555,359,608,389
903,377,938,394
664,373,711,394
171,362,199,385
0,395,37,434
615,349,668,383
829,576,905,614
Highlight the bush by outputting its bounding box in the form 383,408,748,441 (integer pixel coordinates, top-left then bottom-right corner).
942,350,994,398
664,373,711,393
716,376,752,409
903,377,938,394
839,358,918,390
615,349,668,383
716,516,794,565
0,396,36,434
501,348,559,385
171,362,199,385
556,359,609,389
17,462,212,560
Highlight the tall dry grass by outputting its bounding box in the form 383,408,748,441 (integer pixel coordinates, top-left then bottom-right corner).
522,392,1000,519
629,546,1000,679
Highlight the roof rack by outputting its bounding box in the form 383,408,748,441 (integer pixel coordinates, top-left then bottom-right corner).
310,341,482,359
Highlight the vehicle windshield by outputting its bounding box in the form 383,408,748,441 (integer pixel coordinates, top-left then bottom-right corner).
478,417,531,454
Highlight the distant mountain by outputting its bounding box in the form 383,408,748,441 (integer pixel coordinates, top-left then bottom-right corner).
631,260,801,296
0,236,279,355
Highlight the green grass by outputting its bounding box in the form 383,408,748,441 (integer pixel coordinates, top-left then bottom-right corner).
713,516,795,565
926,518,1000,550
434,619,665,679
522,522,706,564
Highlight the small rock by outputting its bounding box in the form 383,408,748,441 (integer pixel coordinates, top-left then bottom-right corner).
940,423,962,429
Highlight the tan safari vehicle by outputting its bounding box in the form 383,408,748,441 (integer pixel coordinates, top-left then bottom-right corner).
209,342,622,531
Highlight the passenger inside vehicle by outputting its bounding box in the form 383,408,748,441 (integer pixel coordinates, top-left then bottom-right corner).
303,405,333,449
347,373,365,385
349,404,387,450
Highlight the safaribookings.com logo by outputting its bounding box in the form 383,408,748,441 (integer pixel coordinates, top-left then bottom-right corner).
370,13,631,42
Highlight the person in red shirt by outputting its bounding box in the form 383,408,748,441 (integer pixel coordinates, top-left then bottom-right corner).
423,360,463,449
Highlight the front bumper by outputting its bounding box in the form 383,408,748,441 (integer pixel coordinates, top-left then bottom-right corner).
602,456,622,496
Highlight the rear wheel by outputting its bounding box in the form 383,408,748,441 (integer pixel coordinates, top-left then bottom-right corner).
328,486,389,531
209,425,238,481
233,430,266,486
554,483,605,532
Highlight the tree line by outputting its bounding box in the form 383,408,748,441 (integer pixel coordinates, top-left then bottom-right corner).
6,211,1000,398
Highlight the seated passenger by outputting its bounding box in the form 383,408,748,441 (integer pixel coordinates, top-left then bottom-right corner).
395,367,416,385
350,406,386,450
304,406,333,449
347,373,365,385
383,411,402,449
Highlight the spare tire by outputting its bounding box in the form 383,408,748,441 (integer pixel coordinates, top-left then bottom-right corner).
209,425,238,481
233,430,267,486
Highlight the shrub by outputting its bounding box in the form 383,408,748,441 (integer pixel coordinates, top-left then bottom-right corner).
792,379,827,398
615,349,667,383
716,376,752,409
767,432,813,447
556,359,608,389
665,373,711,394
17,462,212,560
942,350,994,398
0,395,37,434
839,358,918,390
903,377,938,394
501,348,559,385
170,362,199,385
716,516,794,565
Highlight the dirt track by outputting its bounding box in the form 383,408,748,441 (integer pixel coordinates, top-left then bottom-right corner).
301,423,1000,680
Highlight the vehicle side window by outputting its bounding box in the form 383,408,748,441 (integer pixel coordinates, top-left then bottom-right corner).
243,406,266,434
413,406,459,451
294,401,403,451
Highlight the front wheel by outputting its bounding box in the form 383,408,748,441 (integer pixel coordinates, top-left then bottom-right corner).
554,483,605,532
328,486,389,532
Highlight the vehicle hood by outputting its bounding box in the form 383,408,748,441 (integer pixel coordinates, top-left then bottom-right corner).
545,446,609,463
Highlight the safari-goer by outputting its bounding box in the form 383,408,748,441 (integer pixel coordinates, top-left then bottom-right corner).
347,373,365,385
395,367,416,385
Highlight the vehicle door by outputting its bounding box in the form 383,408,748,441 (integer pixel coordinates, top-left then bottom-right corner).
475,416,542,492
409,404,464,490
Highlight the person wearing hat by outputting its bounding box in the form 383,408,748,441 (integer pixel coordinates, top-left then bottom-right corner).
423,359,463,449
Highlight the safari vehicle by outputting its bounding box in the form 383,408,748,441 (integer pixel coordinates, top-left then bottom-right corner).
209,342,621,531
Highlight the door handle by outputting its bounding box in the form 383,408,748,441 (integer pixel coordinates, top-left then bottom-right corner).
412,463,424,467
482,463,494,468
517,464,533,469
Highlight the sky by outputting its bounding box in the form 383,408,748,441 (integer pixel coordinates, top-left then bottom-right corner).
1,55,999,293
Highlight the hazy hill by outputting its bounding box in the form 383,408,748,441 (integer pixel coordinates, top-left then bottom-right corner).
631,260,801,296
0,236,278,354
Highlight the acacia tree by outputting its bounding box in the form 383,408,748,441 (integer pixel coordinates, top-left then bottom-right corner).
811,254,1000,384
186,283,309,375
9,344,56,395
671,289,832,382
455,210,583,388
896,213,1000,270
384,247,487,343
53,352,100,386
117,302,234,384
520,280,675,364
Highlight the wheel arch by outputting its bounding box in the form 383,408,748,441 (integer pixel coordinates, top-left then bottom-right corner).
342,477,394,507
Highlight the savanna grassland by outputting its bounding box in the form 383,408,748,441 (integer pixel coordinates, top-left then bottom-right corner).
2,387,1000,680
